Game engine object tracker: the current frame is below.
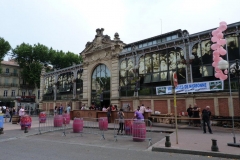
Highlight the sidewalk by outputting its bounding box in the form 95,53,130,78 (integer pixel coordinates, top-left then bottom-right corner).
1,117,240,159
152,123,240,159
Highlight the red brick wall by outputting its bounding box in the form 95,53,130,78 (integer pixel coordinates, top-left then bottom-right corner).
196,99,215,115
219,98,229,116
42,103,46,111
154,100,168,114
139,100,151,108
170,99,186,115
233,98,240,116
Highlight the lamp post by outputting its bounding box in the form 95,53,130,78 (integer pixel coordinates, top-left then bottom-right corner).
218,59,240,147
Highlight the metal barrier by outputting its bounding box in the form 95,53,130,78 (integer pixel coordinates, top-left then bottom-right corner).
38,114,71,136
38,115,106,139
80,117,106,140
113,119,152,146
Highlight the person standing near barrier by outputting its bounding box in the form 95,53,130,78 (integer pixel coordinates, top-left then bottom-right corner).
117,109,124,135
17,106,25,124
9,107,13,122
107,105,112,123
66,104,71,114
139,104,145,115
134,106,144,120
192,103,200,127
202,106,213,134
187,104,193,126
54,106,58,115
5,107,10,122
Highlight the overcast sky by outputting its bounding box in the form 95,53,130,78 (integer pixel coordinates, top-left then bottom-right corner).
1,0,239,60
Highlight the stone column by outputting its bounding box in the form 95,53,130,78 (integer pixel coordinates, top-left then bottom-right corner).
39,67,46,109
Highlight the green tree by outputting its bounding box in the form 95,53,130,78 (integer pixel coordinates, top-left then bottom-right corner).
11,42,82,88
11,43,49,88
0,37,11,73
50,50,82,69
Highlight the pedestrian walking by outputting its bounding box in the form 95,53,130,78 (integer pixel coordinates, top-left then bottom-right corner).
18,106,25,124
202,106,213,134
117,109,124,135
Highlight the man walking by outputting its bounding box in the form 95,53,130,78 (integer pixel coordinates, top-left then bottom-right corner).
202,106,212,134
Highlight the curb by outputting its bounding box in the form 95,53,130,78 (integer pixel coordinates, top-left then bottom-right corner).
152,147,240,159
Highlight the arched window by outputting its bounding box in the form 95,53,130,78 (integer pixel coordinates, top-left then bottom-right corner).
91,64,111,107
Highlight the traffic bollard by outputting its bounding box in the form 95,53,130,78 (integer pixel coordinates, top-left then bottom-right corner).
165,135,171,147
211,139,219,152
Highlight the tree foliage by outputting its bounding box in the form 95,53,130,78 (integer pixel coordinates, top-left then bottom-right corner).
0,37,11,73
0,37,11,61
11,43,82,88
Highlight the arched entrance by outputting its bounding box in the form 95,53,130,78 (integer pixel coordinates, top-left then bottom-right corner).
91,64,111,109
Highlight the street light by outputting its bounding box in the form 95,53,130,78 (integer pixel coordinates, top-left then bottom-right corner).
218,59,240,147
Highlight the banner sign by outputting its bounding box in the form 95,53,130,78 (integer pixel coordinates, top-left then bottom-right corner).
156,80,224,95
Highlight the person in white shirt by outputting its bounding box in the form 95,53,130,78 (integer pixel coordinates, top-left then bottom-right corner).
102,106,107,112
18,106,25,124
66,105,71,114
145,107,152,113
139,104,146,115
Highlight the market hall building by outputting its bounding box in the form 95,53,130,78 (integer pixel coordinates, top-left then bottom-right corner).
40,22,240,117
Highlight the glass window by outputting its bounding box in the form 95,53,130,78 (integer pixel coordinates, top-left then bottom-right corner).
144,74,151,83
160,71,168,81
4,78,8,85
161,38,166,42
148,41,153,46
11,90,15,97
127,47,131,51
166,36,172,41
172,35,178,39
226,34,239,61
6,68,9,73
22,91,26,96
152,73,160,82
139,44,143,48
200,65,213,77
153,40,157,45
143,42,148,47
4,90,7,97
14,69,17,74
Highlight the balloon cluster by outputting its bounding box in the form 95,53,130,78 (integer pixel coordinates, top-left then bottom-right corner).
211,21,228,80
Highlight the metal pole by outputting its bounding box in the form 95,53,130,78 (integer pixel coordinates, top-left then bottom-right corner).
173,86,178,144
225,44,236,144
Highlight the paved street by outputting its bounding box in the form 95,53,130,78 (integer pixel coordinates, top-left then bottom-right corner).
0,117,239,160
0,135,233,160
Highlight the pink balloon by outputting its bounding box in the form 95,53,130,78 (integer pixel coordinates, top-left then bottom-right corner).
213,56,220,61
212,62,217,67
217,32,223,39
220,21,227,26
218,47,227,55
211,43,220,50
217,39,226,46
219,74,227,80
211,36,218,43
224,69,228,74
215,67,221,72
215,72,220,78
212,29,219,36
213,50,219,56
219,24,227,32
